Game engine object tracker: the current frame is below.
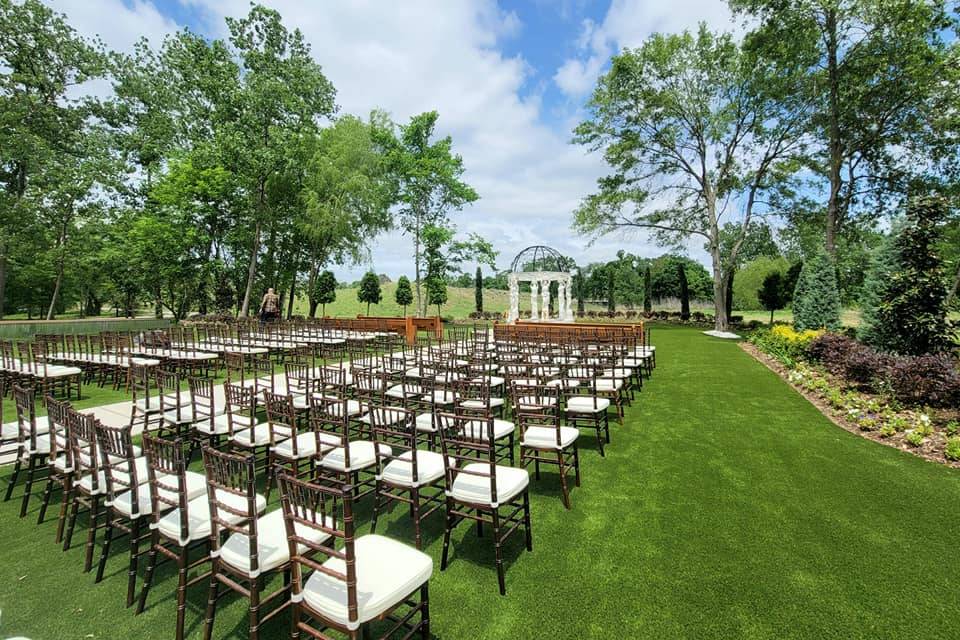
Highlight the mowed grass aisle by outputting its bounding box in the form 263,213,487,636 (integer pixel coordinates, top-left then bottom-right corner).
1,326,959,639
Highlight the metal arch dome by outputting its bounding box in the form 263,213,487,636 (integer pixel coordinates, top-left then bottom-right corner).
510,245,568,273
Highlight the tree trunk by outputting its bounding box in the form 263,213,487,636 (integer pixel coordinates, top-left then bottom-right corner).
46,216,71,321
414,209,422,316
307,259,319,318
240,219,262,316
946,259,960,309
825,8,842,258
286,277,296,319
709,243,728,332
0,239,6,320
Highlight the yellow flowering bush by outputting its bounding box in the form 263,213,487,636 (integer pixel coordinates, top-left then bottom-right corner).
749,325,824,367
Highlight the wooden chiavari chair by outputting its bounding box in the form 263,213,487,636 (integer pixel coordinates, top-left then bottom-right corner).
225,383,275,470
62,408,109,572
516,384,580,509
36,395,73,539
4,385,50,518
563,362,611,456
278,473,432,640
436,411,532,595
189,375,229,449
369,405,446,549
200,446,305,640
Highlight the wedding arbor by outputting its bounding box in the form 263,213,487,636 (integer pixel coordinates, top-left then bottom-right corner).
506,246,575,323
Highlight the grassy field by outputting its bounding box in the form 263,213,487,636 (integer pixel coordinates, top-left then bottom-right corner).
2,326,960,638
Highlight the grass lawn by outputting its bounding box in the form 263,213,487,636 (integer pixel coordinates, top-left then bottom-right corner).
2,326,959,639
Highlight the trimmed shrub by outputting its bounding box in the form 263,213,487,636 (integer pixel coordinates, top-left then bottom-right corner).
945,437,960,461
884,354,960,408
793,250,841,331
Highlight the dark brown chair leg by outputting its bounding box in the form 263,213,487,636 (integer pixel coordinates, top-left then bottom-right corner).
411,487,422,550
55,478,73,544
249,575,261,640
523,490,533,552
63,491,80,551
83,494,102,572
420,582,430,639
203,564,219,640
95,517,114,582
136,531,159,614
175,546,189,640
37,472,55,524
558,451,571,510
18,454,38,518
4,457,22,502
127,517,142,608
492,507,506,595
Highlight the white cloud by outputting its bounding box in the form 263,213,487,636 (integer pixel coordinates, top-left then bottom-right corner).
45,0,677,281
553,0,737,101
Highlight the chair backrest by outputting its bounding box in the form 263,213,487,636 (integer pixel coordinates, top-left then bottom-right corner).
510,380,557,416
284,362,311,398
156,369,188,423
44,395,72,466
15,341,33,375
13,385,38,452
224,383,258,441
225,351,247,385
188,376,217,432
68,409,102,494
369,404,419,483
129,362,157,411
142,433,192,542
262,391,296,450
96,422,142,511
352,368,385,406
436,411,500,504
201,447,262,575
277,473,356,626
455,377,493,416
252,352,274,393
308,394,349,452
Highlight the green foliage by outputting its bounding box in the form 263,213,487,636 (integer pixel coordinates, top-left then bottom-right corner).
749,325,823,368
426,275,448,316
793,251,841,331
734,256,790,310
313,270,336,317
606,269,615,312
757,271,788,325
861,196,955,355
394,275,413,315
474,266,483,313
643,265,652,313
946,437,960,461
678,263,690,320
357,270,381,315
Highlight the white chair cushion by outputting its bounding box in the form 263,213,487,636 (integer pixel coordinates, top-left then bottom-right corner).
157,490,266,544
460,398,505,410
380,450,447,488
274,433,319,459
320,441,390,472
2,416,50,441
415,413,436,433
565,397,611,413
219,508,332,576
113,470,207,518
231,423,275,448
450,463,529,506
458,418,514,441
301,534,432,630
594,379,623,391
521,426,579,450
195,414,232,436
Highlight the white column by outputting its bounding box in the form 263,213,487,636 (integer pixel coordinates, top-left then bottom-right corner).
540,278,550,321
529,279,538,321
558,279,567,321
508,273,519,323
564,275,575,321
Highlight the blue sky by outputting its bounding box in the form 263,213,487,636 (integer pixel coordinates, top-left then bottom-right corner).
49,0,738,280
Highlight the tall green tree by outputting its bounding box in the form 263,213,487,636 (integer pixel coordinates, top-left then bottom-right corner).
0,0,106,318
732,0,957,257
299,113,394,317
573,27,809,331
313,270,336,318
793,250,841,331
758,271,787,325
221,5,337,315
643,265,652,313
383,111,479,315
395,275,413,316
357,270,381,316
474,266,483,313
862,196,955,355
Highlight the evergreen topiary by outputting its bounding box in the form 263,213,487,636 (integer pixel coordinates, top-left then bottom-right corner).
678,262,690,320
357,270,381,315
474,266,483,313
395,275,413,316
313,270,337,318
757,271,787,325
866,196,955,355
857,229,899,350
792,250,841,331
643,265,652,313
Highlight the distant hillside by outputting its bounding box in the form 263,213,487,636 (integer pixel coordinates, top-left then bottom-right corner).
292,283,511,318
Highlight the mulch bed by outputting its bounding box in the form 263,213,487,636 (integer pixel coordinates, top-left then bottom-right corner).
740,341,960,469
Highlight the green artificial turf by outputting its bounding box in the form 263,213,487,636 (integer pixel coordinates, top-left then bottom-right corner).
2,326,959,639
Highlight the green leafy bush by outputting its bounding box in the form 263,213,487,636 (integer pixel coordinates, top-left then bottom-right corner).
945,437,960,461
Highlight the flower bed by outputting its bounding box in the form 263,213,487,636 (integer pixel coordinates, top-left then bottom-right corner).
746,326,960,466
